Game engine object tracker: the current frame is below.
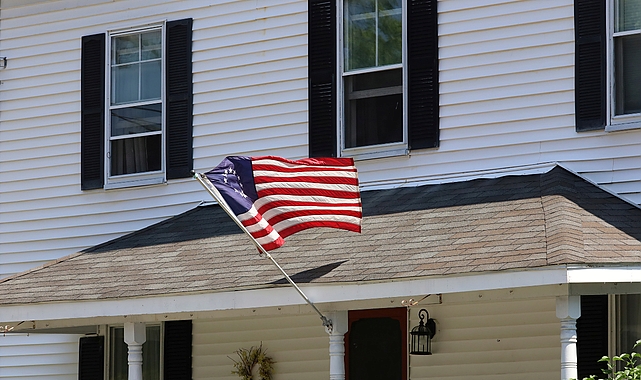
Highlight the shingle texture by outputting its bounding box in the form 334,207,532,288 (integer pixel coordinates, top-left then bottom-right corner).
2,166,641,305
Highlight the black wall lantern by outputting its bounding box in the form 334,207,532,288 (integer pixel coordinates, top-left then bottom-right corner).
410,308,436,355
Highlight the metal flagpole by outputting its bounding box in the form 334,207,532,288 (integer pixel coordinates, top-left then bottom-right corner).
193,171,333,332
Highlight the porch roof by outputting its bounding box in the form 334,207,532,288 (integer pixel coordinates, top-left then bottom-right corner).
2,165,641,308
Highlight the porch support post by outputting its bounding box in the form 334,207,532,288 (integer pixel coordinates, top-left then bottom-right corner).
327,311,348,380
556,296,581,380
124,322,146,380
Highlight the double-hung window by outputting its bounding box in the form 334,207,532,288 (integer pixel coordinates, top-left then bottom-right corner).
80,18,193,190
342,0,404,156
108,28,164,182
575,0,641,131
611,0,641,124
308,0,438,159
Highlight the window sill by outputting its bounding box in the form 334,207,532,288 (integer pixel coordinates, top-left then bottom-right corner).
606,119,641,132
341,143,409,161
104,176,166,190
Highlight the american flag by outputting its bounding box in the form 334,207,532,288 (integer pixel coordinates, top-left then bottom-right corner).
203,156,362,251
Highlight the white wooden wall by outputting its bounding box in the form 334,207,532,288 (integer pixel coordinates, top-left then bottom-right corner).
410,297,559,380
191,296,559,380
192,314,328,380
0,334,80,380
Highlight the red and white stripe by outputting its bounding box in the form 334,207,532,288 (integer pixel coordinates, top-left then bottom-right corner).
236,156,362,251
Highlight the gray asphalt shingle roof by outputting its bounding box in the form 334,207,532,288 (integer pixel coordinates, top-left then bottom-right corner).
2,166,641,305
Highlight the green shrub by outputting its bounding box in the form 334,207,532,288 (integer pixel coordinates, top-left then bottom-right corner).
582,340,641,380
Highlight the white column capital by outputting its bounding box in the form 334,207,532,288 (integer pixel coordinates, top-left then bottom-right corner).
124,322,146,345
556,296,581,320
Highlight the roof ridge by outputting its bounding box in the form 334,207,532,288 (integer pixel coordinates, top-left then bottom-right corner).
540,167,587,264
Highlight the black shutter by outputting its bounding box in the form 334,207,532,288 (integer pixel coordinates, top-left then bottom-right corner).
408,0,439,150
78,335,104,380
577,295,608,380
166,18,194,180
574,0,606,131
164,320,193,380
81,33,105,190
308,0,337,158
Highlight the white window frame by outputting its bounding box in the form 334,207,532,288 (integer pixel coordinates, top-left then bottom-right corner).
611,294,641,357
106,323,164,380
606,0,641,132
337,0,409,160
105,23,167,189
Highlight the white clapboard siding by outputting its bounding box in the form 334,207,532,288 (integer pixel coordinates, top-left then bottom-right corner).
192,297,559,380
192,314,328,380
0,0,310,279
410,297,559,380
0,334,80,380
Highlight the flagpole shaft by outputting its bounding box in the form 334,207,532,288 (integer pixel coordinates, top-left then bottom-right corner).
193,172,333,331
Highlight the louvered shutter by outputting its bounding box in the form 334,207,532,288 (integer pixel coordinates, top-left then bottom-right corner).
166,18,194,179
308,0,337,158
574,0,606,131
408,0,439,149
164,320,193,380
78,336,104,380
81,33,106,190
577,295,608,379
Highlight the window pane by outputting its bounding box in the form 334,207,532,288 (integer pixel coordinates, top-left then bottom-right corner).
113,34,139,64
111,103,162,136
109,326,161,380
140,60,162,101
616,0,641,32
378,0,402,66
141,31,162,60
345,93,403,148
112,63,140,104
344,68,402,148
110,327,128,380
345,0,376,70
143,326,161,380
614,34,641,115
344,0,402,71
618,295,641,354
111,134,162,176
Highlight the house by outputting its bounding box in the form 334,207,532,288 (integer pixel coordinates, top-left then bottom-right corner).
0,0,639,379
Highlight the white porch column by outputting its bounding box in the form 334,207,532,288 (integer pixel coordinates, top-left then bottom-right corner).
124,322,146,380
327,311,349,380
556,296,581,380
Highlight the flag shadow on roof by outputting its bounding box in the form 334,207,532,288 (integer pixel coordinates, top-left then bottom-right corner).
270,261,347,285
